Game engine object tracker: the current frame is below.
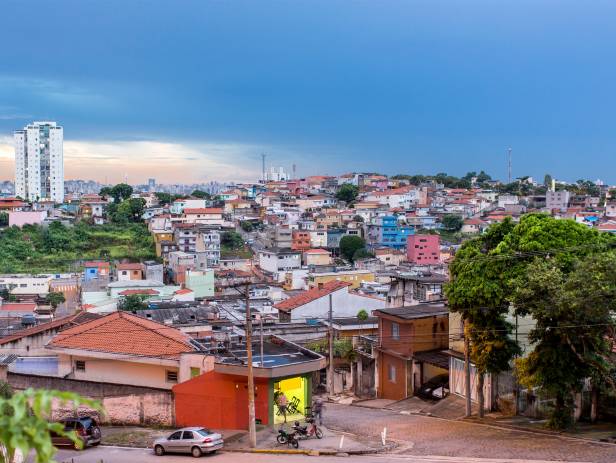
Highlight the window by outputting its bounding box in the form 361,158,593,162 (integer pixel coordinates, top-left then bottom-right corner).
182,431,194,439
391,322,400,340
122,271,127,276
388,364,396,382
75,360,86,372
190,367,200,378
168,431,182,440
166,370,178,383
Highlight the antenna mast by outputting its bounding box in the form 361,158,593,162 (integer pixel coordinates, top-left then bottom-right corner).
261,153,266,182
507,148,512,184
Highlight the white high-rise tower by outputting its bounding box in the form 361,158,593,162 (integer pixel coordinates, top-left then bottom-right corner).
14,121,64,203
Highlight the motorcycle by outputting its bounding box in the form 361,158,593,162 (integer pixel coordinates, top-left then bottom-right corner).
276,428,299,448
291,418,323,440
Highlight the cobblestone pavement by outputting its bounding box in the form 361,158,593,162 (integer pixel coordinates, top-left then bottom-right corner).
323,403,616,463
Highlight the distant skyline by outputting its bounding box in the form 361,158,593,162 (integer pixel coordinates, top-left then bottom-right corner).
2,1,616,183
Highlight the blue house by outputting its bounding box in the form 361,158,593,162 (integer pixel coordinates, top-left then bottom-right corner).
83,261,110,281
367,216,414,250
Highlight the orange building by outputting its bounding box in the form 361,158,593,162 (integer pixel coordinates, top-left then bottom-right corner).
375,304,449,400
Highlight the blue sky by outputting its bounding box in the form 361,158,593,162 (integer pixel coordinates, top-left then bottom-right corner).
1,0,616,183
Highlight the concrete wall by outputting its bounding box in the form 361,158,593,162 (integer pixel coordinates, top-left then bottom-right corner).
8,373,174,426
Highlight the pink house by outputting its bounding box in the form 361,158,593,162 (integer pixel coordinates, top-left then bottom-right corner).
407,234,440,264
8,211,47,227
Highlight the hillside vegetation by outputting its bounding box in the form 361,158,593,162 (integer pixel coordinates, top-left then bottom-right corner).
0,222,156,273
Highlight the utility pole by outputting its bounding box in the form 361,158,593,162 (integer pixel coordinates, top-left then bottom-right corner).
261,153,266,183
259,311,265,367
507,148,512,184
327,293,334,395
464,319,472,418
244,283,257,448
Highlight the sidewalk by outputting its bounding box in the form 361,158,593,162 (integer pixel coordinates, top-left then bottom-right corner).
101,423,384,454
225,423,382,454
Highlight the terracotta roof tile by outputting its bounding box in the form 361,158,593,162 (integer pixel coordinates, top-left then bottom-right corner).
48,311,194,359
184,208,223,214
118,289,159,296
274,281,351,312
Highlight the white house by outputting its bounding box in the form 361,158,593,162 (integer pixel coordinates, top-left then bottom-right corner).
258,249,302,275
274,280,386,322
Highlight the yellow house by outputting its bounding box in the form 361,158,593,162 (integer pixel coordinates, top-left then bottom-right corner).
152,231,173,257
308,269,375,290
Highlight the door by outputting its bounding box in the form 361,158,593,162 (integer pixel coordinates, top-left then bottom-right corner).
181,430,195,452
166,431,182,452
235,382,249,429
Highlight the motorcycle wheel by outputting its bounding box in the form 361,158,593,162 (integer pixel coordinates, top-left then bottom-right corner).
291,439,299,449
315,428,323,439
277,434,288,444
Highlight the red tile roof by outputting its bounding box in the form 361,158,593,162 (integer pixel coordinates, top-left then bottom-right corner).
0,303,37,312
274,281,351,312
48,311,195,359
184,208,223,214
84,261,111,269
174,288,194,295
118,289,159,296
116,263,143,271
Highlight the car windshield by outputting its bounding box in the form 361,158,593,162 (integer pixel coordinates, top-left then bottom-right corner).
195,428,213,437
62,421,79,430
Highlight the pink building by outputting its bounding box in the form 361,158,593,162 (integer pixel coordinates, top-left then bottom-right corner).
8,211,47,227
407,234,440,264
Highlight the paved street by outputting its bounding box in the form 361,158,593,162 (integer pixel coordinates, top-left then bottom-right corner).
322,403,616,463
54,447,593,463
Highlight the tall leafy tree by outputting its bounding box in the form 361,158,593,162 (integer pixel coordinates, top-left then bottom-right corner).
449,214,615,420
46,292,65,310
512,254,616,429
335,184,359,203
339,235,366,262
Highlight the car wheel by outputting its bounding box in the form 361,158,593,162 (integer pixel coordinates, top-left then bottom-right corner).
154,445,165,456
191,446,202,458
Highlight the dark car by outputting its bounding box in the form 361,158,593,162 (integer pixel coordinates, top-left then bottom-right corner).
51,417,102,450
417,374,450,400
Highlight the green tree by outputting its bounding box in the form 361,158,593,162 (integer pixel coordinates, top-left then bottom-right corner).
191,190,211,199
154,192,173,205
446,219,520,416
336,184,359,203
339,235,366,262
221,231,244,250
46,292,65,310
240,221,254,232
441,214,464,232
544,174,553,188
0,388,100,463
447,214,615,421
352,215,364,223
513,254,616,429
0,213,8,227
113,198,146,224
118,294,149,311
99,186,113,199
109,183,133,203
352,247,374,261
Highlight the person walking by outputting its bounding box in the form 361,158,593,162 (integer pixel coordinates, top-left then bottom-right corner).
312,397,324,426
277,392,288,423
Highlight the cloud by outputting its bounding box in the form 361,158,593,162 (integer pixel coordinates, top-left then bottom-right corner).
0,136,263,183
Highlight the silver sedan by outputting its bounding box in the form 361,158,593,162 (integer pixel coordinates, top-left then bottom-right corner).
153,427,223,458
